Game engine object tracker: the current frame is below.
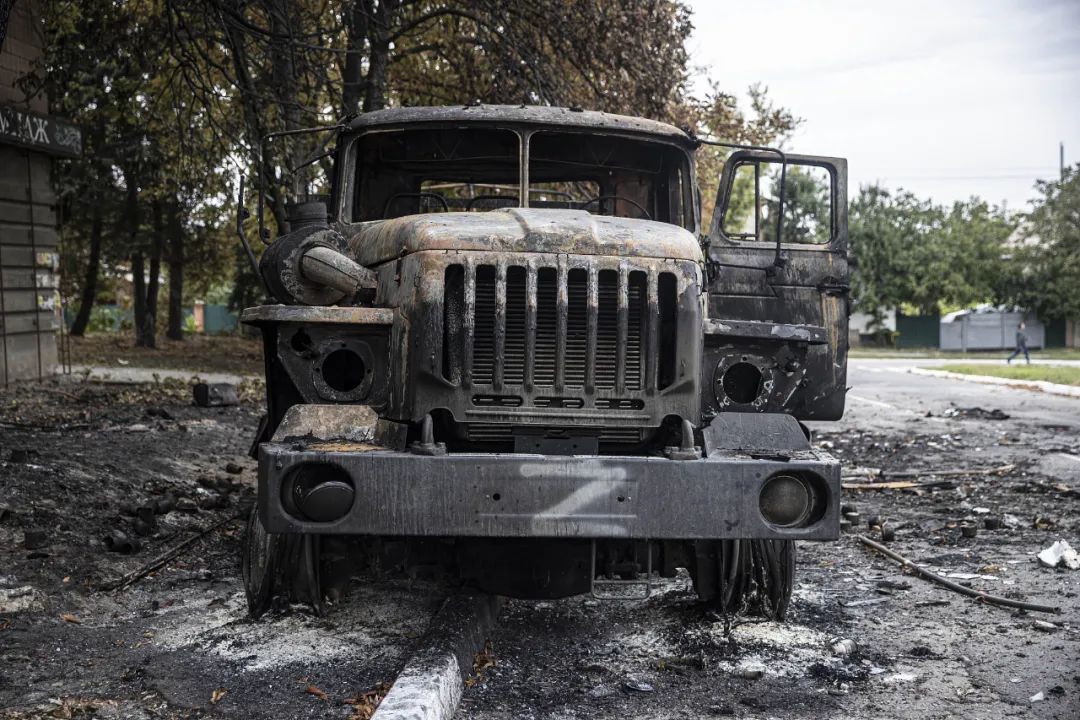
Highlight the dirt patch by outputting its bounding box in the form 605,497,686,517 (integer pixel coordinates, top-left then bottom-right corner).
69,333,263,376
0,378,440,719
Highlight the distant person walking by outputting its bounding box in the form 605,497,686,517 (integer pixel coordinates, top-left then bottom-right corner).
1007,322,1030,364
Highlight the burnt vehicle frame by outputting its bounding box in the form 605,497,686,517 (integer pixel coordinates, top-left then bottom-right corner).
239,105,850,618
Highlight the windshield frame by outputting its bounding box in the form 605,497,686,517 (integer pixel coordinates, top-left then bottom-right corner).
335,123,699,233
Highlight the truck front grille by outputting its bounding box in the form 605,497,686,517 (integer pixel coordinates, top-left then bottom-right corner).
442,260,679,396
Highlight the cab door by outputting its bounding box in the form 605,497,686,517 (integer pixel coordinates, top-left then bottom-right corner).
702,150,849,421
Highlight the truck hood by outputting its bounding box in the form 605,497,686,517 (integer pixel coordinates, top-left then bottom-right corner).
345,208,703,266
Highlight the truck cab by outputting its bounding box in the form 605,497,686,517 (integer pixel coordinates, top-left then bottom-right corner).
242,105,849,618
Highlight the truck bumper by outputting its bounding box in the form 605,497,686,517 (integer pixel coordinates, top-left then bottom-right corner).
257,442,841,540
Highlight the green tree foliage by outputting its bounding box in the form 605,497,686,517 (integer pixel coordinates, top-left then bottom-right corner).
997,166,1080,320
680,83,800,228
23,0,802,342
849,185,1013,321
24,0,234,344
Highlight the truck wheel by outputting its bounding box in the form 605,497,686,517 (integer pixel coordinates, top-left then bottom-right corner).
242,507,324,617
688,540,795,620
242,505,279,618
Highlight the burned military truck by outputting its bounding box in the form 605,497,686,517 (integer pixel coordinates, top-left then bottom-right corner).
241,105,849,618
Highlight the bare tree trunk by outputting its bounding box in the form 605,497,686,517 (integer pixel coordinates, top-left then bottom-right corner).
268,0,302,198
132,251,146,346
342,0,370,115
123,167,150,348
362,0,398,113
144,199,163,348
69,195,103,337
166,198,184,340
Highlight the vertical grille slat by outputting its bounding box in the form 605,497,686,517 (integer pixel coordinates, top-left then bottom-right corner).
585,267,598,391
565,268,588,388
645,268,659,391
555,263,568,390
535,268,558,386
626,271,647,390
504,266,527,387
595,269,618,389
463,262,476,386
472,265,497,386
615,266,628,393
493,264,507,389
445,259,665,398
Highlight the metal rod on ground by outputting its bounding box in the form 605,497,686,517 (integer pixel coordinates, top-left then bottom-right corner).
107,510,247,592
856,535,1060,614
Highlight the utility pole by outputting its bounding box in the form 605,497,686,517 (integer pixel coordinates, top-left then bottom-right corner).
1061,142,1065,181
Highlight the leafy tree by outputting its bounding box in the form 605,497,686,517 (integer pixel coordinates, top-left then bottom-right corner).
849,184,1012,323
23,0,803,349
997,166,1080,320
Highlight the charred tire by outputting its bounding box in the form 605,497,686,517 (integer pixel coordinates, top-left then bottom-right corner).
688,539,796,620
242,506,325,617
242,506,279,618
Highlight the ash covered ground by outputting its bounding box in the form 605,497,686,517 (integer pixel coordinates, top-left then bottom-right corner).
1,361,1078,719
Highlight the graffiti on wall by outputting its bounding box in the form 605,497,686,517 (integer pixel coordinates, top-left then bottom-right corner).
0,103,81,157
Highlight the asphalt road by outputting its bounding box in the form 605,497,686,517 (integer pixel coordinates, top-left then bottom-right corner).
455,360,1080,719
2,363,1077,719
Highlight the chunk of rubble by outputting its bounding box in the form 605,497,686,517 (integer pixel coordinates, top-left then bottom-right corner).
733,662,765,680
1037,540,1080,570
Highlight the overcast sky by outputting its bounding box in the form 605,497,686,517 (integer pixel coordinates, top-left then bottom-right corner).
685,0,1080,213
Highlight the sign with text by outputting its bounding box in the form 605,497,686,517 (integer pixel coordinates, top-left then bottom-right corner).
0,103,82,157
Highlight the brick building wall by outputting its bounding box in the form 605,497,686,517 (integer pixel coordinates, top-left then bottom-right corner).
1,0,66,383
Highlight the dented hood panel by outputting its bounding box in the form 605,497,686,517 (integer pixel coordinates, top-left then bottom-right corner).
345,208,703,266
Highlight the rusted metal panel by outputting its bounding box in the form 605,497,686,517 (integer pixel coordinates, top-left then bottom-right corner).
347,208,703,268
258,442,840,540
344,105,697,149
241,304,394,325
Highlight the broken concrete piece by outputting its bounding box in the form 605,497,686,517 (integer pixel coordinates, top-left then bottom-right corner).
830,638,857,657
193,383,239,407
1037,540,1080,570
733,662,765,680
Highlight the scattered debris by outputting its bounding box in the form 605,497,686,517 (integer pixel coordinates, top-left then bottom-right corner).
344,682,391,720
305,684,329,701
733,662,765,680
193,382,239,407
960,524,978,538
1030,691,1045,703
942,407,1010,421
105,511,246,591
830,638,857,657
1037,540,1080,570
622,679,655,693
7,448,39,463
224,462,244,474
60,613,81,624
1032,620,1058,633
0,586,44,613
22,529,50,550
840,598,888,608
1033,516,1056,530
857,535,1060,614
210,687,228,705
103,530,142,555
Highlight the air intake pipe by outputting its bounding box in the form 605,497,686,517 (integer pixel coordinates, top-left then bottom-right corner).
260,201,376,305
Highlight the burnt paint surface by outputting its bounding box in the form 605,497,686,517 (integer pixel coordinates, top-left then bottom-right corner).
703,151,850,421
258,442,841,540
245,109,850,538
